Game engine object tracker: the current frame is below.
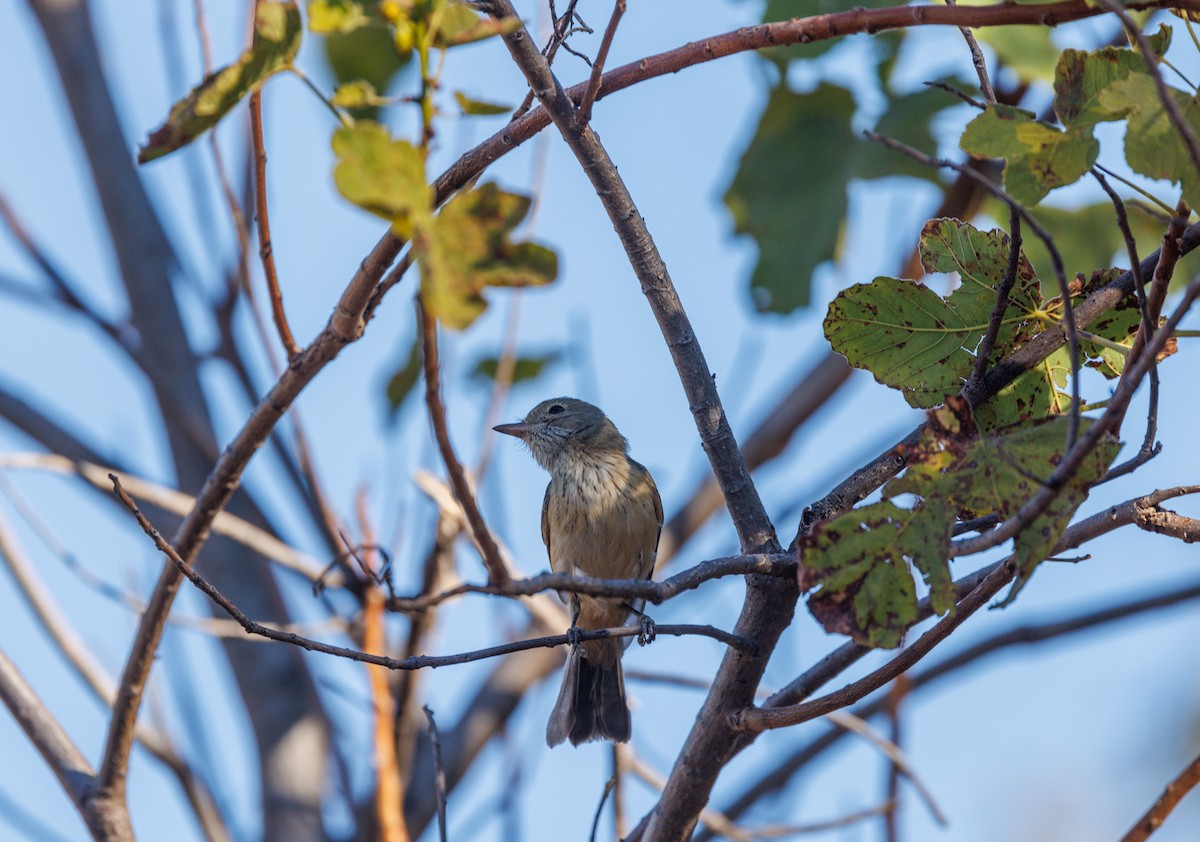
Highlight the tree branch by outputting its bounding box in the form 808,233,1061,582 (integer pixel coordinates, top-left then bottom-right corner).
1121,752,1200,841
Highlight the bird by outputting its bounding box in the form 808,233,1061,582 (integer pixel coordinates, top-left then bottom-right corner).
494,397,663,747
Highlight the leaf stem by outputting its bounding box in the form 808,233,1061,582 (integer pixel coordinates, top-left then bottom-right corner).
289,66,351,128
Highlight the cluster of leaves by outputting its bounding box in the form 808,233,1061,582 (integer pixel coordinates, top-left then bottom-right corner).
962,25,1191,208
825,217,1143,428
801,397,1121,648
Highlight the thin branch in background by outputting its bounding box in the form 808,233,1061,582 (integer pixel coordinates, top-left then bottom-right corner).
863,129,1083,448
475,291,525,480
355,491,410,842
611,742,627,839
944,0,996,104
883,678,906,842
1120,753,1200,841
589,774,616,842
248,89,301,359
424,705,449,842
1129,204,1188,366
417,300,510,585
1100,0,1200,178
575,0,625,128
924,79,987,110
970,206,1022,384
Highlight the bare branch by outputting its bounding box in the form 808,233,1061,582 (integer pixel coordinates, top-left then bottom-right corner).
418,301,509,584
574,0,625,128
1120,754,1200,841
423,706,449,842
388,553,794,612
249,88,301,360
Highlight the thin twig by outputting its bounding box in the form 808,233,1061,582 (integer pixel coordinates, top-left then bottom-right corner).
248,89,301,360
1120,752,1200,841
424,706,449,842
387,553,794,612
923,80,986,110
944,0,996,104
575,0,625,128
970,206,1022,384
418,301,510,585
589,775,616,842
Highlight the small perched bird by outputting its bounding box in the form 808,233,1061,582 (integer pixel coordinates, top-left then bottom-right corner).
495,397,663,747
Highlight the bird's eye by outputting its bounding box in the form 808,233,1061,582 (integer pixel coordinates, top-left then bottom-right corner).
548,404,565,415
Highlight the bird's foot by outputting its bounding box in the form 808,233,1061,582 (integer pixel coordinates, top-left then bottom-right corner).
637,614,657,647
566,624,584,654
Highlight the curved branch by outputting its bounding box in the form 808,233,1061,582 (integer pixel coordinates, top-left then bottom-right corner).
387,553,795,612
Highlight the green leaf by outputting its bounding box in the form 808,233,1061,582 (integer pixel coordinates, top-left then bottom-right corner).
725,83,857,312
418,183,558,329
824,275,985,407
308,0,369,33
1053,46,1147,129
472,352,560,383
802,501,953,649
331,121,431,232
454,91,511,116
139,1,302,163
960,104,1099,206
1103,73,1200,211
974,346,1072,430
384,336,422,420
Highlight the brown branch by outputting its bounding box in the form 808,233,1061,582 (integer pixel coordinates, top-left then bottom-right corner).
0,506,232,842
657,353,853,567
574,0,625,128
944,0,996,104
417,301,509,585
388,553,794,612
248,89,301,360
1135,504,1200,542
1120,752,1200,841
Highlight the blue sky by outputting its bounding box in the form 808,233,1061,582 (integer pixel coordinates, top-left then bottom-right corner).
2,1,1200,840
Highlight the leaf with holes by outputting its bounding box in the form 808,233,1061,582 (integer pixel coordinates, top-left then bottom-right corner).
139,1,301,163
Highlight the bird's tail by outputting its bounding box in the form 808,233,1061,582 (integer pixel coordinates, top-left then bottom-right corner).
546,643,630,747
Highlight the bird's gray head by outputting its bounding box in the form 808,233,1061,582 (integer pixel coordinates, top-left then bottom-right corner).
493,397,628,472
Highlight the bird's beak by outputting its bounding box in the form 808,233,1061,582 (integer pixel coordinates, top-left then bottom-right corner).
493,422,532,439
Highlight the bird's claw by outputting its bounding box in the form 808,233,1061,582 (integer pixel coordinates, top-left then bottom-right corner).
637,615,657,646
566,624,584,654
